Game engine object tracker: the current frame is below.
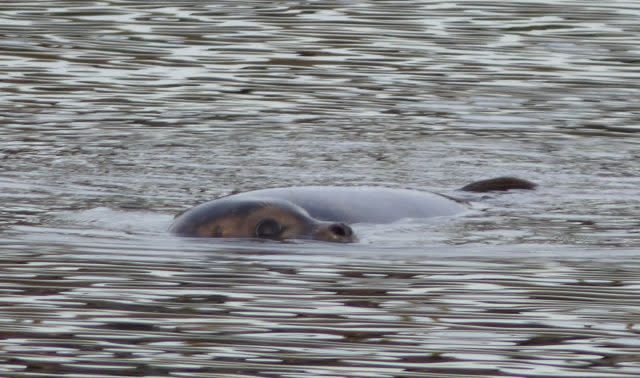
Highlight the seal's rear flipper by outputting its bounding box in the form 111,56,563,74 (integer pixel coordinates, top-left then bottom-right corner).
460,177,537,192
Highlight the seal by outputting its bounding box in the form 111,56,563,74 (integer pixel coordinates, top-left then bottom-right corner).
170,176,535,243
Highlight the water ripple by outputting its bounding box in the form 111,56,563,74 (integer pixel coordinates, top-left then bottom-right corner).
2,0,640,376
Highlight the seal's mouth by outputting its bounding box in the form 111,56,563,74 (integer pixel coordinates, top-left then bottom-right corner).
312,222,357,243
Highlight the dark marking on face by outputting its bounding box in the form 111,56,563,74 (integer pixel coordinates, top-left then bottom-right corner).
212,225,224,237
255,218,283,239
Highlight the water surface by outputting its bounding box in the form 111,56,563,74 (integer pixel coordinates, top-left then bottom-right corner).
1,1,639,377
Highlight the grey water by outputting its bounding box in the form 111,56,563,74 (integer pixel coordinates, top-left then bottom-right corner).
1,1,639,377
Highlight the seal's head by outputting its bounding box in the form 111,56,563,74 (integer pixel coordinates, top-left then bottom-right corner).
170,197,355,243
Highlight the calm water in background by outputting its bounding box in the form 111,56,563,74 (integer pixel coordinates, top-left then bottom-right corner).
1,1,640,377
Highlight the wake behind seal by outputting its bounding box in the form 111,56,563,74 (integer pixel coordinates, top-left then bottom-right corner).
170,177,536,243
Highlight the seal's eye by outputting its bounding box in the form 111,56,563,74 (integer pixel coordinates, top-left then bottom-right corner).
255,218,283,239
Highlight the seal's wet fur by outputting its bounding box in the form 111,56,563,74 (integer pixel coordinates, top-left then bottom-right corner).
171,177,535,243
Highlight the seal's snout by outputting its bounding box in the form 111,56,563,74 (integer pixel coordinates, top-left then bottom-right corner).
314,222,356,243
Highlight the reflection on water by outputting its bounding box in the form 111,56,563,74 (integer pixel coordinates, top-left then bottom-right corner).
2,237,640,377
1,0,640,377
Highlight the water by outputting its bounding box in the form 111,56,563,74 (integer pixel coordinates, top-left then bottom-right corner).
1,1,639,377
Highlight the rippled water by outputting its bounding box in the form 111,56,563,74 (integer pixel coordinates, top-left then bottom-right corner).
1,1,640,377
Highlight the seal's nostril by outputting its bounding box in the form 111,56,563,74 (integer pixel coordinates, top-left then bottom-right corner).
329,223,352,238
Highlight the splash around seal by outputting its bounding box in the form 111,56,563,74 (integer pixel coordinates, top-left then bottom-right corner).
170,177,536,243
